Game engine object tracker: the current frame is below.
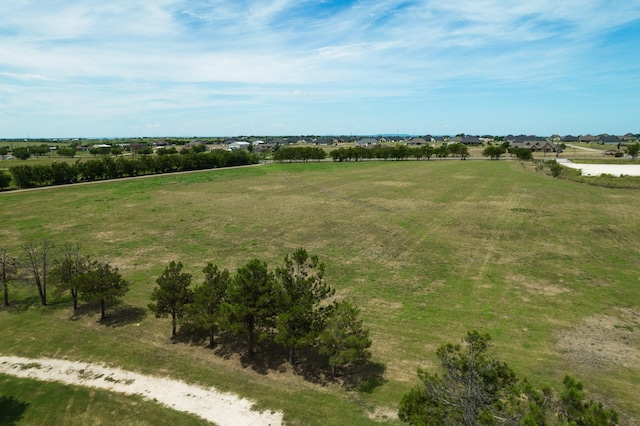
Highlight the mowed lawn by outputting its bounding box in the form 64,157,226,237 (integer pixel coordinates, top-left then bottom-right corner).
1,160,639,425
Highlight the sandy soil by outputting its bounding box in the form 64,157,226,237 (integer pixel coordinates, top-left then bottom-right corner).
0,356,283,426
556,158,640,176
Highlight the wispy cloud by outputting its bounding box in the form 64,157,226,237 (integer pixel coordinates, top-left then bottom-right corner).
1,0,639,137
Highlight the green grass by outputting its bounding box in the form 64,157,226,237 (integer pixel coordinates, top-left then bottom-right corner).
1,160,639,424
0,374,208,425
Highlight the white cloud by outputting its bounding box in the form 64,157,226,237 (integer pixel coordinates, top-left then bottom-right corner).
1,0,639,136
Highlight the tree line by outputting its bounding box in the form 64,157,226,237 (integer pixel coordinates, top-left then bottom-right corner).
148,248,372,376
1,243,372,378
7,149,257,189
329,144,470,162
1,240,129,319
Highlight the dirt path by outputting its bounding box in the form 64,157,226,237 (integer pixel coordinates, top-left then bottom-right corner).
0,355,283,426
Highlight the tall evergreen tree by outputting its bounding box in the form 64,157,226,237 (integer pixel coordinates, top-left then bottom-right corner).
275,248,334,364
77,261,129,319
185,263,230,346
149,261,193,337
222,259,278,358
318,300,371,378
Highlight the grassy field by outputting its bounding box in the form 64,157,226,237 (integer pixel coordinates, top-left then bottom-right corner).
1,160,639,425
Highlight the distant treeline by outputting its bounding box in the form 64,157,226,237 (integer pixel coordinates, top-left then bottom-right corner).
272,144,470,163
9,150,258,189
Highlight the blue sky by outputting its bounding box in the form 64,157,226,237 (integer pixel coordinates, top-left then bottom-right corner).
1,1,639,138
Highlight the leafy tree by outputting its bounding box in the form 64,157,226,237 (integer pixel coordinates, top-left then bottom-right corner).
50,244,89,311
398,331,517,425
0,171,11,189
625,142,640,160
185,263,230,346
317,300,371,378
275,248,334,364
222,259,279,357
148,261,193,337
482,145,507,160
508,147,533,161
12,147,31,160
56,146,77,157
77,261,129,319
22,239,56,306
420,145,435,160
29,144,50,156
434,145,450,159
0,248,18,306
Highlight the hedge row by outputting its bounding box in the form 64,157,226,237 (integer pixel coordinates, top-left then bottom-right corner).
9,150,258,188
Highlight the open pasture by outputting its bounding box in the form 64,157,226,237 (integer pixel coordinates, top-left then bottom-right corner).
1,160,639,424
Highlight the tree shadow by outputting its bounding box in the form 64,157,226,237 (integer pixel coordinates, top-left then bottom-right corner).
99,304,147,327
2,295,42,314
0,395,29,425
340,360,387,393
172,329,387,390
68,302,147,327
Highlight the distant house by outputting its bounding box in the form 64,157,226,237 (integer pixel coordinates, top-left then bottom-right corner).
562,135,579,143
460,136,482,145
407,137,429,146
356,138,378,146
578,134,599,143
511,140,558,153
229,141,251,150
600,135,622,145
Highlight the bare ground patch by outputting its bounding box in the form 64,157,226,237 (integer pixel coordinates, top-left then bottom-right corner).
555,308,640,369
507,274,570,297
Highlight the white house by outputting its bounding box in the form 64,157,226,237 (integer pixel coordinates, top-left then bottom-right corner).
229,141,251,150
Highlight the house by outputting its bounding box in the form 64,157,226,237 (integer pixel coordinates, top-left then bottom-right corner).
579,134,599,143
562,135,579,143
511,140,558,153
599,135,622,145
407,137,429,146
460,136,482,145
356,138,378,146
229,141,251,150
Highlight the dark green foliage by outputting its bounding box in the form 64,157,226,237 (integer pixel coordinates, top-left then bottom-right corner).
0,171,11,189
76,261,129,319
222,259,279,357
29,144,50,156
275,248,334,364
149,261,193,337
482,145,507,160
399,332,619,425
317,300,371,377
625,142,639,159
56,146,77,157
508,147,533,161
12,147,31,160
7,150,258,188
273,147,326,162
449,143,470,159
185,263,230,346
399,331,517,425
560,376,618,426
